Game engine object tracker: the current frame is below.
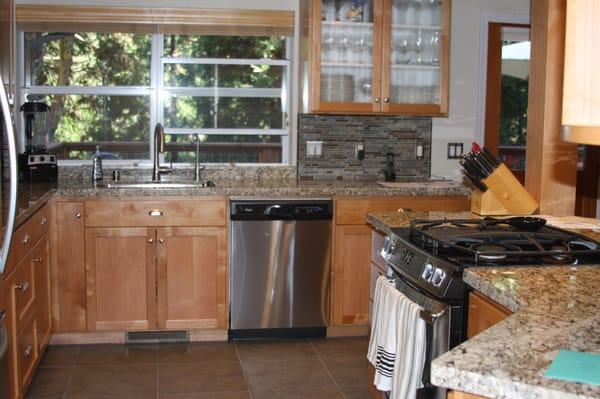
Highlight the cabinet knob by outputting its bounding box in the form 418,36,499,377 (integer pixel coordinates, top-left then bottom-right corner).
148,238,155,244
148,209,164,217
158,238,165,244
24,345,32,357
75,212,82,219
374,98,381,103
384,98,390,103
22,234,30,244
33,257,43,263
40,217,48,225
14,281,29,292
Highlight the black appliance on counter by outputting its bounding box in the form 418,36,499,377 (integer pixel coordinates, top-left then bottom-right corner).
377,217,600,399
18,101,57,182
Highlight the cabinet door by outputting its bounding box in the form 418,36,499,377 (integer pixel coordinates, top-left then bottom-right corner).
467,291,511,338
332,225,372,325
33,235,51,352
310,0,383,112
55,201,86,332
85,227,157,331
381,0,450,115
156,227,227,330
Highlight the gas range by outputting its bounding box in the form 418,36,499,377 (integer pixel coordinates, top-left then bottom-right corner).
382,218,600,301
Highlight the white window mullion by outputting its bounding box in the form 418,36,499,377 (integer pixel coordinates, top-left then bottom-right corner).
151,33,164,163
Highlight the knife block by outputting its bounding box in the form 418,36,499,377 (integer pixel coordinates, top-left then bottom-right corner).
471,164,539,216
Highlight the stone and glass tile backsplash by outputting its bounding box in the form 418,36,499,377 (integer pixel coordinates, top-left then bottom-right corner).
298,114,431,180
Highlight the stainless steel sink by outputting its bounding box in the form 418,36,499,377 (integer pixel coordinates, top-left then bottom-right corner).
105,181,216,189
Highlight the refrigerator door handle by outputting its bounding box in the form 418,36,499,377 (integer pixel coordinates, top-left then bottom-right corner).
0,76,18,275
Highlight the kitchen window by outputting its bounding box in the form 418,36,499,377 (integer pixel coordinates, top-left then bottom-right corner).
19,20,293,164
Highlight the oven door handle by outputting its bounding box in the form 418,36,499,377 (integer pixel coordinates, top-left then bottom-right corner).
419,308,446,325
390,272,450,325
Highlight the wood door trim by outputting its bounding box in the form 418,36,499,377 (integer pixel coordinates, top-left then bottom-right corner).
484,22,529,154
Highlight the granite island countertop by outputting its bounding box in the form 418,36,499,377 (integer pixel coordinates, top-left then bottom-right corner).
367,211,600,399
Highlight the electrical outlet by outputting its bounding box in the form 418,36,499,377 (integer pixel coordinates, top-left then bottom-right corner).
306,141,323,158
416,144,424,160
447,143,464,159
355,142,365,161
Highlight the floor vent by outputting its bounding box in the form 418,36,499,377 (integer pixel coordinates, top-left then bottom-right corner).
126,330,189,344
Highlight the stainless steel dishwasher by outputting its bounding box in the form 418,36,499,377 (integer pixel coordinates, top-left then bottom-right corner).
229,198,333,338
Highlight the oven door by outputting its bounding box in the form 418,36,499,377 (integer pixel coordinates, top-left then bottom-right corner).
389,269,457,399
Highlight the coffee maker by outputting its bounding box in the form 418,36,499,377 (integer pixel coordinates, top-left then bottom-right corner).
18,101,57,182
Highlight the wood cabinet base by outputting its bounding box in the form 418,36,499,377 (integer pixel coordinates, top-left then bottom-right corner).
448,391,489,399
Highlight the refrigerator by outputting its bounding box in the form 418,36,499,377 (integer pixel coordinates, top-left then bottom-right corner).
0,72,18,399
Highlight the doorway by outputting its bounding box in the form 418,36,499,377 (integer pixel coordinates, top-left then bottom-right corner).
484,23,530,185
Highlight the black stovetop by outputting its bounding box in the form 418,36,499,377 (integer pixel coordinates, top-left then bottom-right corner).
407,218,600,268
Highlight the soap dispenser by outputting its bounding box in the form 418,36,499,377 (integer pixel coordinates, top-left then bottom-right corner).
92,146,103,181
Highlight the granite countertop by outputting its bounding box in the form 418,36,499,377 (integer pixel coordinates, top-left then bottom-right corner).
367,211,600,399
4,178,469,229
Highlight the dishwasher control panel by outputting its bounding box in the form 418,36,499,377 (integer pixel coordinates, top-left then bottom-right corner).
230,200,333,221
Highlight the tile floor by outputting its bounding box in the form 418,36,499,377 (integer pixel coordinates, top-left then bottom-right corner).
26,337,371,399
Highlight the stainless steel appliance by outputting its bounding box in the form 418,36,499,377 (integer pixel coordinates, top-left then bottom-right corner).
377,217,600,399
229,199,333,338
0,75,19,399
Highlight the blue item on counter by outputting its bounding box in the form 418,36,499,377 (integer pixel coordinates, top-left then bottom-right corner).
545,350,600,386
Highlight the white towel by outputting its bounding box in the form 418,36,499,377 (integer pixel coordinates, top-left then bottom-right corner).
367,276,400,391
392,295,427,399
367,276,428,399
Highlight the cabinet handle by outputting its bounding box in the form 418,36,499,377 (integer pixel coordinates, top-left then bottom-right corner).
374,98,380,103
384,98,390,103
24,345,32,357
14,281,29,292
33,257,42,263
22,234,30,244
75,212,82,219
40,217,48,225
0,310,5,321
158,238,165,244
148,209,164,217
148,238,155,244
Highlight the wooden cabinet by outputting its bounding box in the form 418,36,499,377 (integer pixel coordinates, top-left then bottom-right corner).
302,0,450,115
53,201,86,332
33,236,51,351
82,198,228,332
157,227,227,330
467,291,512,338
85,228,156,331
447,392,488,399
331,196,469,327
3,205,50,399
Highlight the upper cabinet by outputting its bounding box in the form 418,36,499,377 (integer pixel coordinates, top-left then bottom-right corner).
301,0,450,116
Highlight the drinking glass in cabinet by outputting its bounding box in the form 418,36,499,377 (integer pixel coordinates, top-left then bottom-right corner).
391,68,440,104
392,0,441,27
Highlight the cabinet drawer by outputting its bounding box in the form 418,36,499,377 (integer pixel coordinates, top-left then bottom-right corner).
5,204,49,276
85,200,227,227
18,313,38,391
11,257,35,327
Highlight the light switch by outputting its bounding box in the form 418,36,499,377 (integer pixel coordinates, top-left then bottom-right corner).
416,144,424,159
306,141,323,158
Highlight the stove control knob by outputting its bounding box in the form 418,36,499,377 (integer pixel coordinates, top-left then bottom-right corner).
421,263,434,281
380,237,395,261
432,268,446,287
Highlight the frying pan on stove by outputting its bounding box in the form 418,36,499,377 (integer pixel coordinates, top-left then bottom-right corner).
481,216,547,231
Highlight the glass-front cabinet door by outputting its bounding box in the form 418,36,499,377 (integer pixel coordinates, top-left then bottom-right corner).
311,0,382,112
307,0,450,115
381,0,449,114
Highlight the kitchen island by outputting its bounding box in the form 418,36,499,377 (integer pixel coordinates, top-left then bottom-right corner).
367,211,600,399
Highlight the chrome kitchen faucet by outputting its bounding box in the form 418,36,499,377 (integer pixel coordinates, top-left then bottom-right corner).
152,123,172,182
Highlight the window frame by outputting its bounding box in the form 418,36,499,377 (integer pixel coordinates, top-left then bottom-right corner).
17,32,293,166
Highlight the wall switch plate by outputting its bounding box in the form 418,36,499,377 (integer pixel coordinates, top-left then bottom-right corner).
447,143,464,159
306,141,323,158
